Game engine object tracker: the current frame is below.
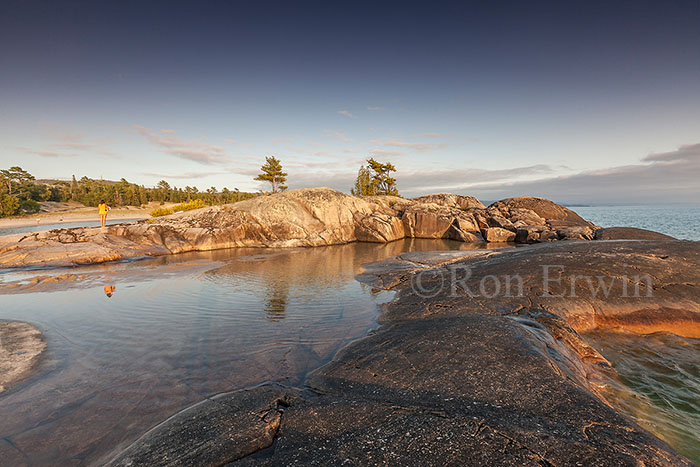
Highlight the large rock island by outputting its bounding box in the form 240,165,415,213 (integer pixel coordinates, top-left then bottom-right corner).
0,188,598,269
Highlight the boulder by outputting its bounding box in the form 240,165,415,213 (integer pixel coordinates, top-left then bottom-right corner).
482,227,516,243
489,197,592,227
515,225,550,243
486,215,515,231
557,226,595,241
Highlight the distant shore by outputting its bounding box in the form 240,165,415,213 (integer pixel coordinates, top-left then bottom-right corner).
0,203,153,232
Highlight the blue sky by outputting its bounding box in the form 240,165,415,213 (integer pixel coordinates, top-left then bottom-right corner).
1,0,699,203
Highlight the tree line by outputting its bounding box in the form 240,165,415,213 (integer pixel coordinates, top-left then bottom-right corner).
0,166,256,218
0,155,399,218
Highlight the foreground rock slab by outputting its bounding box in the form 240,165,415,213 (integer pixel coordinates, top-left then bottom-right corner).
106,386,299,466
108,240,698,465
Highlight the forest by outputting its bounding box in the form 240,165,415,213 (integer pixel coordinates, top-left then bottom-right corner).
0,166,257,217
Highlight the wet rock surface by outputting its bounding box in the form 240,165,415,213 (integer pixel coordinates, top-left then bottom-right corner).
0,321,46,393
0,188,604,269
108,240,698,465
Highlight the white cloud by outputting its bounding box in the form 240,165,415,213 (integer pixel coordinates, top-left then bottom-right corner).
366,106,385,111
337,109,354,118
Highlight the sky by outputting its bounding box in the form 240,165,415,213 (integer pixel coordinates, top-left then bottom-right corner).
1,0,699,204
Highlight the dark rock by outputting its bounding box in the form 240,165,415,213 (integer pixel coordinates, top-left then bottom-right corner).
106,386,299,466
556,226,595,241
595,227,677,241
515,225,549,243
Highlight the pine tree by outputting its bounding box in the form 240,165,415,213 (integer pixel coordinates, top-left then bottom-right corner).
351,158,398,196
366,158,398,196
351,165,375,196
255,156,288,193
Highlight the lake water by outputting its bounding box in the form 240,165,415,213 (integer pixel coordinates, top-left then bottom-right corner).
0,218,144,237
585,330,700,464
0,239,498,466
572,205,700,241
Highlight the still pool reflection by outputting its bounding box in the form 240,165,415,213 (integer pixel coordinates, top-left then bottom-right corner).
0,239,501,466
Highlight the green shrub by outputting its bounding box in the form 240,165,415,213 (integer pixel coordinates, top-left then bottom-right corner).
0,194,20,217
149,199,208,217
20,199,41,213
150,207,174,217
172,199,207,212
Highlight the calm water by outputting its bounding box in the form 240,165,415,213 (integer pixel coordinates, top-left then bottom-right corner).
585,331,700,464
0,218,144,237
0,239,494,466
573,205,700,241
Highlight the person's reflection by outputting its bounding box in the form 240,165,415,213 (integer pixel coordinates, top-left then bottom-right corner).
104,285,116,298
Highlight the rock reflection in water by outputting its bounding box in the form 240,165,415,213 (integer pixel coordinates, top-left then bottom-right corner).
0,239,499,466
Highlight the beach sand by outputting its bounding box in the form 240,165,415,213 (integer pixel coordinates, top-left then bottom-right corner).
0,202,156,230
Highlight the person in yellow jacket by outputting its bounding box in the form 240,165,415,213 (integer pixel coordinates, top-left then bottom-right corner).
98,200,110,228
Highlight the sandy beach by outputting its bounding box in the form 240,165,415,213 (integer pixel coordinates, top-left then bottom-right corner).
0,202,154,231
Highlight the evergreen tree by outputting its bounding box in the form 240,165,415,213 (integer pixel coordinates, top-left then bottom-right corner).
255,156,288,193
366,158,398,196
351,165,375,196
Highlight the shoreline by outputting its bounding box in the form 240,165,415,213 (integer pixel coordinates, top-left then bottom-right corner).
108,240,699,465
0,208,150,231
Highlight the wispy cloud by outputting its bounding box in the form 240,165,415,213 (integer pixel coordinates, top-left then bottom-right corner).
370,138,448,152
134,125,230,165
16,147,78,158
337,109,354,118
16,132,117,158
324,130,353,142
369,148,404,157
142,171,221,180
366,105,385,111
